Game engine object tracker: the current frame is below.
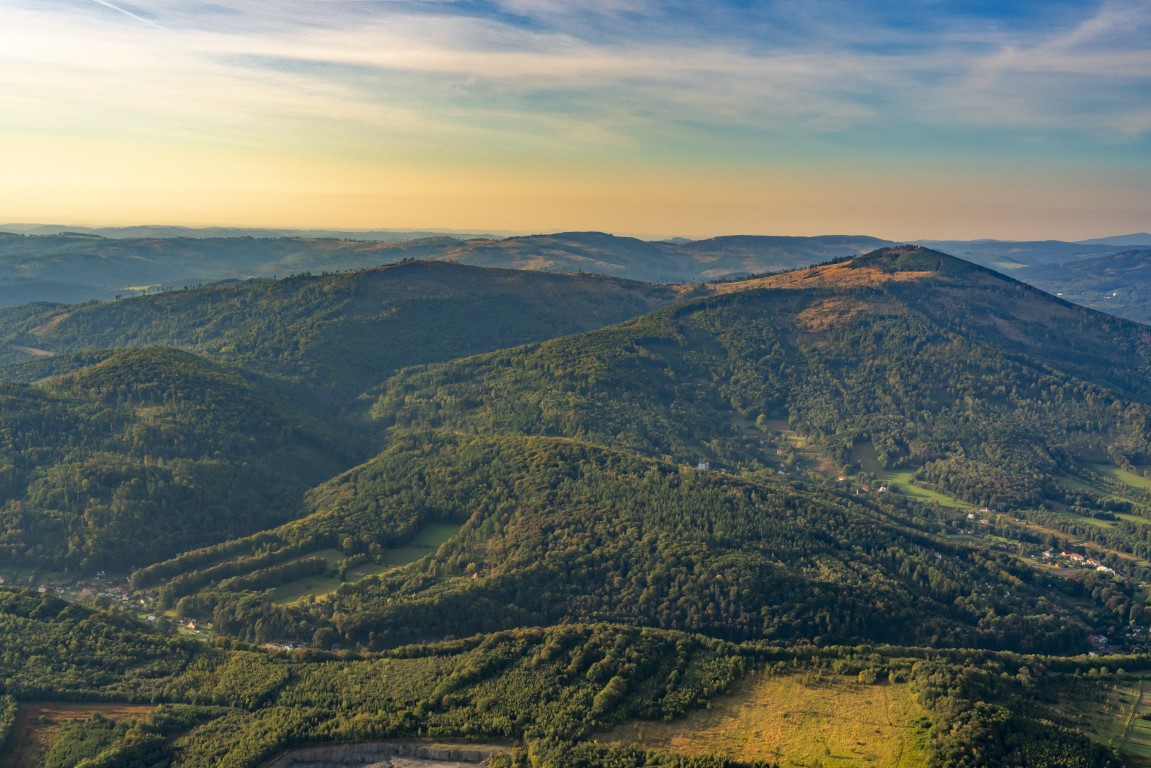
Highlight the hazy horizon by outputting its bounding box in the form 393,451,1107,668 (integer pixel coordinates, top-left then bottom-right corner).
1,1,1148,240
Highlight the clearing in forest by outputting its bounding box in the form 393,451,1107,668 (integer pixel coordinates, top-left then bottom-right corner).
604,670,931,768
1066,675,1151,766
0,702,153,768
271,522,461,605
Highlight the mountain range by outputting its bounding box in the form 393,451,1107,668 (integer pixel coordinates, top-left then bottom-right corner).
4,227,1151,329
2,245,1151,767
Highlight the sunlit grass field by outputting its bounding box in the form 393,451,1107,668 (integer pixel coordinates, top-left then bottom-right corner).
605,670,932,768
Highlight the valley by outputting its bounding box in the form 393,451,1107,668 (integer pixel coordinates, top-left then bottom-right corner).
4,245,1151,766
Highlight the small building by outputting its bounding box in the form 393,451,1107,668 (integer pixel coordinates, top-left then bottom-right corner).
697,461,710,471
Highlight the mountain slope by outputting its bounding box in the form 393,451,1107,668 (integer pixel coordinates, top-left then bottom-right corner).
136,247,1151,661
182,434,1101,653
369,247,1151,509
0,231,893,306
675,234,892,278
0,261,694,394
0,348,353,569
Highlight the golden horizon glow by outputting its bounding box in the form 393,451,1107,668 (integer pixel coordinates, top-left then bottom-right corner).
0,0,1148,241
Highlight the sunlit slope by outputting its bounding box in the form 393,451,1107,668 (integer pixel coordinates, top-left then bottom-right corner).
372,247,1151,510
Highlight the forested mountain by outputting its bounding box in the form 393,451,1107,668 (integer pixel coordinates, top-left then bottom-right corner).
0,231,889,305
368,248,1151,508
0,261,692,393
0,347,355,569
174,433,1115,654
4,246,1151,767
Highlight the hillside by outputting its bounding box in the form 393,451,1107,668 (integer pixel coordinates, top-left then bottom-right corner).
675,234,891,277
136,248,1151,661
915,238,1137,271
5,246,1151,767
0,261,693,393
0,231,890,305
368,247,1151,507
0,347,354,569
0,233,482,306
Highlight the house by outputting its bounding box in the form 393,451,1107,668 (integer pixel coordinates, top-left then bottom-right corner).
697,461,710,471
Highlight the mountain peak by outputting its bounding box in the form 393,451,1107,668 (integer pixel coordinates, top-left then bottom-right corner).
850,244,983,275
708,244,986,294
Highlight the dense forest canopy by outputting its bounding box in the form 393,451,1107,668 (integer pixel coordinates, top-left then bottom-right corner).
3,246,1151,767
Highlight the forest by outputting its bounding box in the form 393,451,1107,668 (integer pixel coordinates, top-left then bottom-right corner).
3,246,1151,766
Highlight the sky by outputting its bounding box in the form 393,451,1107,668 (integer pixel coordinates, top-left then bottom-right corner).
0,0,1148,240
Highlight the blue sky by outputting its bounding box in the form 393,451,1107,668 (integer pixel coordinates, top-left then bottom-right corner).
0,0,1147,238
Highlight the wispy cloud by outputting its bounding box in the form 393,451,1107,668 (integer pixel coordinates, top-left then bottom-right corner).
0,0,1147,235
86,0,167,31
5,0,1148,152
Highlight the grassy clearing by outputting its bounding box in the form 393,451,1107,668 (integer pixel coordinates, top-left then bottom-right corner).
1064,676,1151,760
0,703,152,768
272,522,461,605
1060,467,1151,510
880,469,969,509
1064,676,1151,765
846,442,968,509
1100,465,1151,494
604,670,931,768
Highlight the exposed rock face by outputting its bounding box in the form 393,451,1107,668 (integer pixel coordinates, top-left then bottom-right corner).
261,741,511,768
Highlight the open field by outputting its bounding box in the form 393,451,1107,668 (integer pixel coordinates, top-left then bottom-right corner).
1101,466,1151,494
880,469,970,509
604,670,931,768
1065,676,1151,766
272,523,461,605
847,442,970,509
0,702,153,768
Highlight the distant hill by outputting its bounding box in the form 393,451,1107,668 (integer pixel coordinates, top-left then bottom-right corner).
1016,249,1151,324
915,238,1133,270
0,231,892,305
674,234,892,278
0,223,508,240
1077,233,1151,247
437,232,895,283
0,260,693,394
0,234,475,306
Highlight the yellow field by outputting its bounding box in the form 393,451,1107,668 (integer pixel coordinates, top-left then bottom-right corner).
604,671,932,768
